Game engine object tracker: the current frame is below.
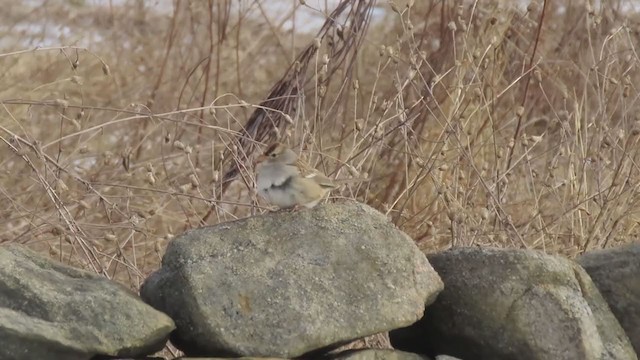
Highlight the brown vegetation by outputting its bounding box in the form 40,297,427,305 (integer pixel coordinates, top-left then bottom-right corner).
1,0,640,289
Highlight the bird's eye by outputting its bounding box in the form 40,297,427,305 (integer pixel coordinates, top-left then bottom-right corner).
270,153,276,157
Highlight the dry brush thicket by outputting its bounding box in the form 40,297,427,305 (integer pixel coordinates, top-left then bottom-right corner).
1,0,640,287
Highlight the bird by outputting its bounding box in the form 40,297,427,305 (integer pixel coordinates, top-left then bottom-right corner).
254,143,338,209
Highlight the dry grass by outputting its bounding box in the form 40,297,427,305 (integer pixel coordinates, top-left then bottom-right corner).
1,0,640,290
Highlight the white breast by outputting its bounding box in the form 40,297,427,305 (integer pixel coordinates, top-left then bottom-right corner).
256,163,300,208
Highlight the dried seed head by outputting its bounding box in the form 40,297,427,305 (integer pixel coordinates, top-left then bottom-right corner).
270,126,281,138
54,99,69,109
352,79,359,91
313,37,321,49
49,247,60,257
283,114,294,125
381,99,391,111
438,164,449,171
558,110,570,122
146,172,156,185
447,208,456,222
181,182,194,193
407,67,417,81
459,19,468,32
386,46,395,58
447,21,457,31
56,178,69,192
102,63,111,76
51,225,64,236
70,75,83,85
447,207,462,223
585,1,595,16
516,106,525,117
389,1,401,14
530,135,543,143
374,125,385,139
189,174,199,188
145,163,154,173
533,68,542,83
479,207,490,221
318,85,326,97
173,140,185,150
299,0,305,5
322,54,330,65
319,64,328,79
623,86,630,98
79,200,90,209
336,24,345,41
354,118,364,131
347,164,360,177
105,233,117,242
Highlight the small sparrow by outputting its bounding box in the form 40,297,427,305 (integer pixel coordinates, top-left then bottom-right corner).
254,143,337,209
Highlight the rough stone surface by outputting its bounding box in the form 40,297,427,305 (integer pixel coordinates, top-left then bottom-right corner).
0,245,175,360
141,201,443,358
579,243,640,354
434,356,462,360
331,349,430,360
390,247,637,360
177,351,432,360
177,358,283,360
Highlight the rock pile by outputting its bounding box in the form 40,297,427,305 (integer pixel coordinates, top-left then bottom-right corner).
1,202,638,360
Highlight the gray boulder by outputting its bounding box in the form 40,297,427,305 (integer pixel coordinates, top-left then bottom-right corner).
579,243,640,354
141,201,443,358
177,358,283,360
0,245,175,360
434,356,462,360
331,349,430,360
390,247,637,360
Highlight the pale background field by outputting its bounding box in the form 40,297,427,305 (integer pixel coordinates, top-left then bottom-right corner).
1,0,640,290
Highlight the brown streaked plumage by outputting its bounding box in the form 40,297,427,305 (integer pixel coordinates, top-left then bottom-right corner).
254,143,337,209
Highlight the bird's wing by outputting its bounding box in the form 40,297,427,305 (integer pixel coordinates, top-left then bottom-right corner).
296,160,336,189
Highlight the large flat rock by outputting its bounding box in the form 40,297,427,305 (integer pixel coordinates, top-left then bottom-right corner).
579,243,640,354
0,245,174,360
141,202,443,358
391,247,636,360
